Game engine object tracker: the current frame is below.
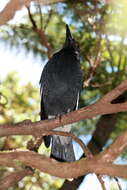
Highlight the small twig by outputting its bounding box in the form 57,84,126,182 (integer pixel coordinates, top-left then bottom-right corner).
123,56,127,71
37,3,43,29
90,81,111,88
44,9,53,30
83,36,102,87
27,6,37,29
36,28,52,58
83,54,101,87
27,6,52,58
105,35,114,72
118,37,125,71
114,177,122,190
27,130,92,158
44,130,92,158
97,175,107,190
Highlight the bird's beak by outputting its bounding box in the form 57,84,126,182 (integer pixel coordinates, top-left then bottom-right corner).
66,24,73,40
63,24,73,48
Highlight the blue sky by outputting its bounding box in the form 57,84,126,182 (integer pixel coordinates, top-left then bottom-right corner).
0,0,44,86
0,45,43,86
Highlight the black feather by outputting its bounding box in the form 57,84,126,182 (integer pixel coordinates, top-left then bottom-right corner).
40,24,83,162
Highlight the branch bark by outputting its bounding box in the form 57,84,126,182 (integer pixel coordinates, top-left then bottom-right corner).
0,0,65,26
0,80,127,138
0,134,127,179
100,130,127,163
0,128,127,189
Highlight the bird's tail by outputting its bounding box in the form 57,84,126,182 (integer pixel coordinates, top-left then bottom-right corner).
51,135,75,162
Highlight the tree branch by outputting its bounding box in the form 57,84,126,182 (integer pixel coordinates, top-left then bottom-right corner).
105,35,114,72
84,35,102,87
100,79,127,103
0,128,127,189
27,6,52,58
46,130,92,157
0,150,126,179
100,130,127,162
27,130,91,157
0,80,126,138
0,0,65,26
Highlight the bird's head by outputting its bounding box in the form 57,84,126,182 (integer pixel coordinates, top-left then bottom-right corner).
63,24,80,52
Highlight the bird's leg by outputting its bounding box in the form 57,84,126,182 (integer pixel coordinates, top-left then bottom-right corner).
57,114,62,124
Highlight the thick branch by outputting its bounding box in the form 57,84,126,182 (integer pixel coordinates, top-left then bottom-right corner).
0,80,127,137
0,128,127,184
0,101,125,137
100,130,127,162
0,0,65,26
0,150,126,179
100,80,127,103
0,128,127,180
0,0,30,26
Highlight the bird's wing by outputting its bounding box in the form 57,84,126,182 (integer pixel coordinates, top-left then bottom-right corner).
39,60,54,147
40,95,51,147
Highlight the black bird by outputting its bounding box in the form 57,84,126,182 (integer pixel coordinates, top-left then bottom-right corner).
40,24,83,162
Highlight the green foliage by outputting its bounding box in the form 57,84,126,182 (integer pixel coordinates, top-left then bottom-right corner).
0,72,40,123
105,0,127,36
